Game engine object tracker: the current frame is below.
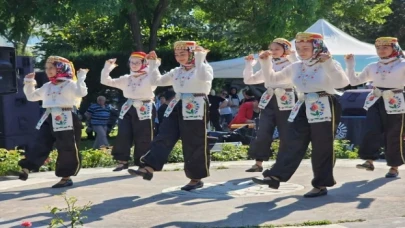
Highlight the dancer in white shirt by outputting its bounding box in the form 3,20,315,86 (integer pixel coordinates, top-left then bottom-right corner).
244,38,298,172
128,41,213,191
101,52,157,172
252,32,349,197
345,37,405,178
18,56,88,188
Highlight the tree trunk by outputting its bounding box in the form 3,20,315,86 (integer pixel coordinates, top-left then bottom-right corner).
149,0,170,51
127,0,144,51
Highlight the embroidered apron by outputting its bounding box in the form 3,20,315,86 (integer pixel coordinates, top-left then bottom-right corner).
164,93,205,120
259,88,295,110
36,108,74,131
288,92,332,123
119,99,154,120
363,88,405,114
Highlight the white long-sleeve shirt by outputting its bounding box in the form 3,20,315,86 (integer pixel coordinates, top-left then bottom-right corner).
23,78,88,108
148,52,213,95
101,67,156,100
346,59,405,89
243,55,297,89
260,57,349,94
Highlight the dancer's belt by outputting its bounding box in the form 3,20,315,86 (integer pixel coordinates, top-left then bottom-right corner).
128,98,152,103
266,88,293,94
45,107,73,112
372,87,403,98
191,93,207,97
174,93,207,100
297,91,331,102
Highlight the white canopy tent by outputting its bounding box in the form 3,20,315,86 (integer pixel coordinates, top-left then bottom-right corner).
211,19,378,78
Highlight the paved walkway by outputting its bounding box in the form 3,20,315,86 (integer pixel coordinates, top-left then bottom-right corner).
0,159,405,228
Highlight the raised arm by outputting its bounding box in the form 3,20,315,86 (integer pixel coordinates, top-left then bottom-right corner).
321,58,350,88
243,55,265,84
73,69,89,97
194,51,213,81
23,73,46,102
100,59,127,89
286,51,299,63
260,55,293,84
344,55,372,86
148,59,173,86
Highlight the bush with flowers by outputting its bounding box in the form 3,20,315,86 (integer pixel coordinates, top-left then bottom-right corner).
0,140,359,176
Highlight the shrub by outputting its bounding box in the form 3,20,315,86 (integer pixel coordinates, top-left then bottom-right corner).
0,140,360,176
0,149,22,176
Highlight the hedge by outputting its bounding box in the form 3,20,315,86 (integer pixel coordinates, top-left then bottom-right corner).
0,140,358,176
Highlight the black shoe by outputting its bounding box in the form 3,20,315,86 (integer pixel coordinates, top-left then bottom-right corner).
385,168,399,178
251,177,280,189
245,165,263,172
18,170,29,181
128,169,153,180
304,188,328,198
113,163,129,172
180,181,204,191
51,179,73,188
356,161,374,171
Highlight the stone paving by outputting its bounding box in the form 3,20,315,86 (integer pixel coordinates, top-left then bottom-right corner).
0,159,405,227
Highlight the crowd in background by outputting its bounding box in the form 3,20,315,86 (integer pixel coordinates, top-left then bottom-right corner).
83,86,264,149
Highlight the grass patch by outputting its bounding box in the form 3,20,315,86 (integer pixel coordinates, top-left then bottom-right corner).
215,165,229,170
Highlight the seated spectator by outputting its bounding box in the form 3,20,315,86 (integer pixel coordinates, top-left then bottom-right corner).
219,90,233,128
229,97,260,126
240,89,255,105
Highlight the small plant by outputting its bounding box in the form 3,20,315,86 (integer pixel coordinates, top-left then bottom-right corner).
211,144,249,161
168,141,184,163
48,192,92,228
21,221,32,227
216,165,229,170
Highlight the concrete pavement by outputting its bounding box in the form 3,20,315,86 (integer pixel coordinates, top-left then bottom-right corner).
0,159,404,228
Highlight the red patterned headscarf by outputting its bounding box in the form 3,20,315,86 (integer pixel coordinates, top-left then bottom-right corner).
375,37,405,59
295,32,329,65
174,41,197,68
46,56,76,84
129,52,148,72
272,38,292,57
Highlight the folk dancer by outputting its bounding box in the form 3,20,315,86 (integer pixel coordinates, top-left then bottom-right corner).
18,56,88,188
252,33,349,197
345,37,405,178
128,41,213,191
244,38,298,172
101,52,157,172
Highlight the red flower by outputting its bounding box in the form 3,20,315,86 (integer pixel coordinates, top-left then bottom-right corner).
55,115,61,121
310,104,319,111
140,106,146,112
265,94,271,99
21,221,32,227
389,98,397,105
44,157,51,165
186,103,194,110
280,95,287,101
369,95,375,101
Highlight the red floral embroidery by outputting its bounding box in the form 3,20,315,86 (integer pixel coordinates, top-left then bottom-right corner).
280,95,287,101
310,104,319,111
369,95,375,101
389,98,397,105
186,103,194,110
55,115,62,121
140,106,146,112
265,94,271,99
